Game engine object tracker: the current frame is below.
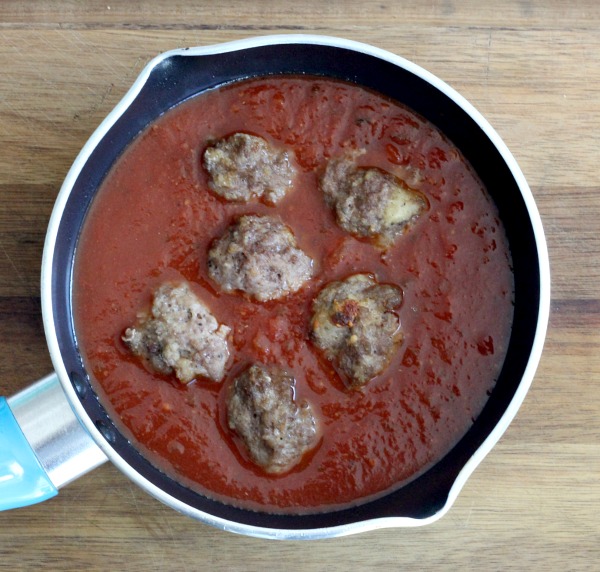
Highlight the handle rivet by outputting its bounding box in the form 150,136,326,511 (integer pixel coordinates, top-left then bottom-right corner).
70,371,87,398
95,420,116,444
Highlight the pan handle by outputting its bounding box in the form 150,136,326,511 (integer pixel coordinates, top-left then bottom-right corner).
0,372,107,511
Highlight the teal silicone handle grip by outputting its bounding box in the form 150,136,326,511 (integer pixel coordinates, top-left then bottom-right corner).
0,397,57,510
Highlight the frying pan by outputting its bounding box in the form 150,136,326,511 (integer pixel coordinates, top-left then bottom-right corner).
0,35,550,539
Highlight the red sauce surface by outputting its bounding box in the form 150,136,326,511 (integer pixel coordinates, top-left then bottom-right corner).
74,77,514,513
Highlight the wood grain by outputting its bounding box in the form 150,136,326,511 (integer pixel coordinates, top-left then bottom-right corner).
1,1,599,570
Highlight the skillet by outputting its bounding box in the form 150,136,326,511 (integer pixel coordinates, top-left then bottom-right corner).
0,35,550,539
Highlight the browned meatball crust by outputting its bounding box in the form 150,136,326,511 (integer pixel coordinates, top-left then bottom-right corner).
122,282,230,383
311,274,403,389
227,364,318,474
320,152,427,247
207,215,314,301
203,132,296,204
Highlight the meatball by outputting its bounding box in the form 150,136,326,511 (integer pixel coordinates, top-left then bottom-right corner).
227,364,318,474
207,215,314,301
122,282,230,383
203,132,296,204
320,152,428,247
310,274,403,389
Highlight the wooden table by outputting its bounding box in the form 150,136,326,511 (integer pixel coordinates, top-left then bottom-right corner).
1,1,598,569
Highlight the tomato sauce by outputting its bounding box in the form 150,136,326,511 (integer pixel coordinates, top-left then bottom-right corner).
73,77,514,513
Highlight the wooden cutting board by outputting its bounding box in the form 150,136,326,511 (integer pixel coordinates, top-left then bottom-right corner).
0,1,598,570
